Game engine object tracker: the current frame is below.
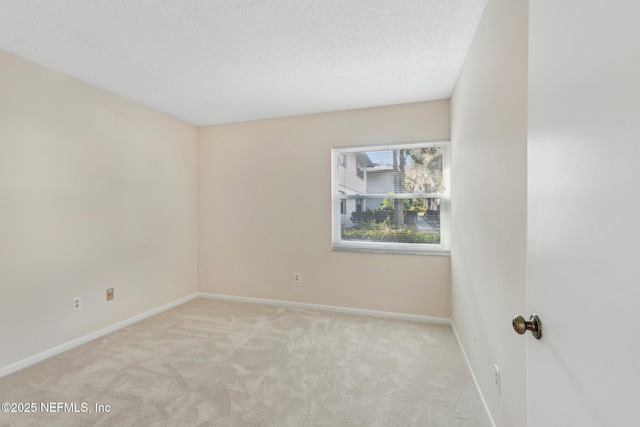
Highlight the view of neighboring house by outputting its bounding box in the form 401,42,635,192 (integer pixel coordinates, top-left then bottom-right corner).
337,148,443,231
337,152,373,227
365,164,400,211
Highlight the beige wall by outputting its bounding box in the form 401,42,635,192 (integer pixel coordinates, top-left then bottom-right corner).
198,101,451,317
0,51,198,369
450,0,528,426
0,50,450,373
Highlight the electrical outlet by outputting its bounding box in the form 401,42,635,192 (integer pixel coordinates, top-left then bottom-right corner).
73,297,81,311
106,288,114,301
294,273,301,283
494,364,501,395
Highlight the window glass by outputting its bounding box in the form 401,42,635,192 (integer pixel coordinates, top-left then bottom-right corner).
332,140,450,255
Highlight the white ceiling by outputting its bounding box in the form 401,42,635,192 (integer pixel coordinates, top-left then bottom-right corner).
0,0,487,126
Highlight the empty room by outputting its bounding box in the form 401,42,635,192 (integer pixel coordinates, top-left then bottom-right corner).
1,1,638,426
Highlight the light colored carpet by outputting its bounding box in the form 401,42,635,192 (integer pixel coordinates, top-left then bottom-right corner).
0,298,491,426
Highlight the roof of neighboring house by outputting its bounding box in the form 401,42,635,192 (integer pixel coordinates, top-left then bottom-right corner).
357,153,375,167
367,164,396,173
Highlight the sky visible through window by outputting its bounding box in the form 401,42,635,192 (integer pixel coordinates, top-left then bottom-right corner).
365,150,417,166
365,150,391,165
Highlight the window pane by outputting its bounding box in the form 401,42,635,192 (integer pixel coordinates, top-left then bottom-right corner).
338,197,441,244
337,147,445,197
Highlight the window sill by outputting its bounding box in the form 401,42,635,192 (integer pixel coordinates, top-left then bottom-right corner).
332,245,450,257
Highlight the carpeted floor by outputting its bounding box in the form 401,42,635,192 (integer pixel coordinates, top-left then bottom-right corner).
0,298,491,426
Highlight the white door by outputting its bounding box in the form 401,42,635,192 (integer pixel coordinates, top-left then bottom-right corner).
527,1,640,426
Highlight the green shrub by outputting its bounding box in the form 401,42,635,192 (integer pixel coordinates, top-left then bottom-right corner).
380,194,426,213
341,228,440,244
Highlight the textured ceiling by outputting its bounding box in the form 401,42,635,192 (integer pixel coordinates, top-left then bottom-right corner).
0,0,487,126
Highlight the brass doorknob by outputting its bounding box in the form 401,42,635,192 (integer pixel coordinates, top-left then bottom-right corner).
512,313,542,339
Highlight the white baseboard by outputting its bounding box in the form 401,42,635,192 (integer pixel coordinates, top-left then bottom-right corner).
451,323,497,427
198,292,451,325
0,293,199,378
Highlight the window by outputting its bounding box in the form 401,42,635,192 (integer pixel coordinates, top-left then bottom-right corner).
356,159,365,179
332,140,450,255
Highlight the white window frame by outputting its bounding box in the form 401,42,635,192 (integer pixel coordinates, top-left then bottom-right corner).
331,140,450,256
